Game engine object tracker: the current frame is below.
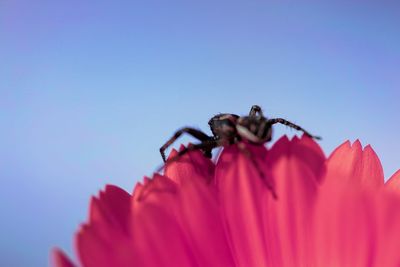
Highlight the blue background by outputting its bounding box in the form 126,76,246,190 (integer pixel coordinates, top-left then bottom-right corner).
1,1,400,266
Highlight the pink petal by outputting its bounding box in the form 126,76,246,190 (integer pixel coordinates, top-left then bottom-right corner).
374,192,400,266
360,145,385,186
292,135,326,182
164,148,235,266
52,248,76,267
76,225,116,267
131,174,197,267
165,147,214,184
76,186,136,267
313,141,389,266
313,185,400,267
89,185,131,233
216,142,272,267
268,136,326,183
385,169,400,190
313,184,377,266
325,140,384,188
263,136,323,267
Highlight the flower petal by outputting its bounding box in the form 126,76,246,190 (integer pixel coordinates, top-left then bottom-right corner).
165,147,214,184
263,136,322,267
216,143,271,267
76,225,116,267
291,136,326,182
76,186,136,267
374,192,400,266
268,136,326,181
325,140,384,188
131,174,198,267
360,144,385,186
385,170,400,191
313,188,378,266
164,149,235,267
52,248,77,267
89,185,131,233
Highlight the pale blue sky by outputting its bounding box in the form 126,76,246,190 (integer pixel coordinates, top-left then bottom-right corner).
1,1,400,266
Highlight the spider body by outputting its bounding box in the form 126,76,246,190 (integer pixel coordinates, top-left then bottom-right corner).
160,105,320,162
159,105,320,198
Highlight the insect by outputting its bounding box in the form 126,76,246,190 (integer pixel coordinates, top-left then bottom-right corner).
159,105,321,198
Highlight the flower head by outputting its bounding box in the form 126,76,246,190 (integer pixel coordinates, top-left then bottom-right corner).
53,136,400,267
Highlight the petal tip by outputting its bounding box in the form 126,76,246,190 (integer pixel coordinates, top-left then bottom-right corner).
167,149,179,161
328,140,351,159
352,139,362,149
280,134,290,142
51,248,76,267
386,169,400,190
292,135,300,142
363,144,376,154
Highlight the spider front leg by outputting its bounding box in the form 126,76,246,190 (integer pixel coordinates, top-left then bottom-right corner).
160,127,213,162
157,140,219,173
174,140,219,161
268,118,321,140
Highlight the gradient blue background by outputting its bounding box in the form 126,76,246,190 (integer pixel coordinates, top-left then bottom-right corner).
1,1,400,266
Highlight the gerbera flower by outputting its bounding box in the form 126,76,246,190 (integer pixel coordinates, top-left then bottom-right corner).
52,136,400,267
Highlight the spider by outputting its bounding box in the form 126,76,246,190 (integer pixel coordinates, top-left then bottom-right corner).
159,105,321,198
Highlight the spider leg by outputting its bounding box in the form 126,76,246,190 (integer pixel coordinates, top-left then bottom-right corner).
160,127,212,162
237,143,278,199
267,118,321,140
176,140,219,160
157,140,219,172
249,105,264,117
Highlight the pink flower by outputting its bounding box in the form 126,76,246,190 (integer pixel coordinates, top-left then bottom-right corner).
52,136,400,267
